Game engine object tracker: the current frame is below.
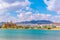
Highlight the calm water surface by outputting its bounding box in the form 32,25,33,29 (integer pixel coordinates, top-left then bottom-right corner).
0,29,60,40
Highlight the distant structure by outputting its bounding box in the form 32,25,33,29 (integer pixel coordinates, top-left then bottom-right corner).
2,21,18,28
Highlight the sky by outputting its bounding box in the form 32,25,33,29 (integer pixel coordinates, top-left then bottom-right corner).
0,0,60,22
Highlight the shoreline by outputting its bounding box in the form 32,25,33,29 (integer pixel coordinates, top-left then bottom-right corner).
0,28,60,30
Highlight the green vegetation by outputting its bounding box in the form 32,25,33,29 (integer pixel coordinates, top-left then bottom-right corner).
1,25,57,30
1,20,57,30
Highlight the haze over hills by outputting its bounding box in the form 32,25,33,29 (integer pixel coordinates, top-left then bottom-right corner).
16,20,53,24
0,20,53,26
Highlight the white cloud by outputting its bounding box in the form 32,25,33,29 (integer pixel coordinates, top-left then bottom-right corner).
0,13,18,22
44,0,60,14
17,10,51,22
0,0,52,22
0,0,60,22
16,0,60,22
50,15,60,23
0,0,32,22
44,0,56,10
0,0,31,9
31,13,51,20
44,0,60,22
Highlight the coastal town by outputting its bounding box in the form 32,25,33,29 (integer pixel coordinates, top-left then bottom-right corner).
1,21,60,30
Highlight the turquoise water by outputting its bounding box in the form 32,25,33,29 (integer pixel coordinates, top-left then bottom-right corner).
0,30,60,40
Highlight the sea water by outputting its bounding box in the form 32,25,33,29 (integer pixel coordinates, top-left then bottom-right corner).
0,29,60,40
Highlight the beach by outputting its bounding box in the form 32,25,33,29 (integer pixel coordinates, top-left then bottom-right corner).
51,28,60,30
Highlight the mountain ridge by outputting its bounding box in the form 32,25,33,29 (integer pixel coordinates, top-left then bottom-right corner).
16,20,53,24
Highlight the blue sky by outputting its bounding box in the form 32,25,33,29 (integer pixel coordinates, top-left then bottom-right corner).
0,0,60,22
